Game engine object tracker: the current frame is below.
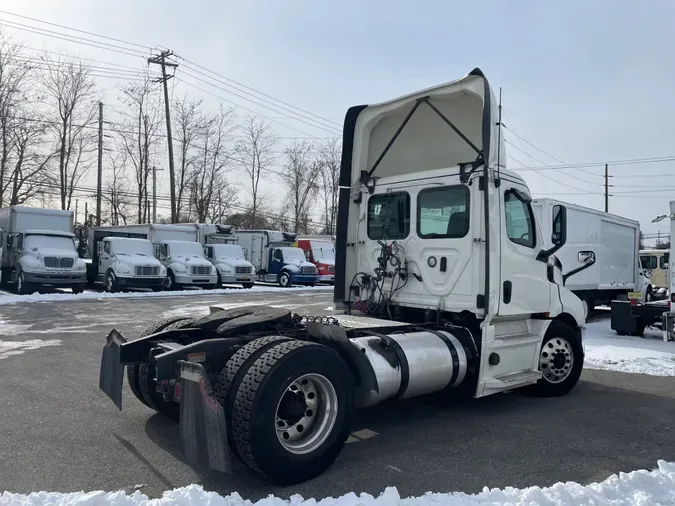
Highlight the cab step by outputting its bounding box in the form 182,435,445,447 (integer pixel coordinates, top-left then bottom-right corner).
484,370,541,389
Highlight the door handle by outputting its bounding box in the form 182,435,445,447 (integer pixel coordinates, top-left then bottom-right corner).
503,281,512,304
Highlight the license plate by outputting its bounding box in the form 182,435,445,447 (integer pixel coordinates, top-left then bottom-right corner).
628,291,643,300
240,276,248,280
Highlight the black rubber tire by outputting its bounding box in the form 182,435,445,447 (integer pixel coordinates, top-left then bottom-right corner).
126,316,195,409
231,340,354,485
213,336,293,460
16,270,33,295
278,271,292,288
104,270,118,293
631,320,646,338
242,283,254,289
72,285,85,294
523,320,584,397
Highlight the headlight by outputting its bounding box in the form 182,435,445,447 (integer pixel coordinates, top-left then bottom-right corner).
23,259,41,270
220,265,232,273
76,261,87,272
116,264,130,274
159,266,167,276
173,264,187,273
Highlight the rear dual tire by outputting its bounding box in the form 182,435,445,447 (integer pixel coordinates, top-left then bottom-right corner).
219,338,354,485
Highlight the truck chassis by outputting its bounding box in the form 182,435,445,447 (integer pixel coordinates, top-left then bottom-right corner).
100,304,583,485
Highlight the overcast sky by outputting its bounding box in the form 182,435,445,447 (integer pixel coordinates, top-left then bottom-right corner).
1,0,674,244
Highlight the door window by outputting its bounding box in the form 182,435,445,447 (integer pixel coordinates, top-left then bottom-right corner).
205,246,213,259
367,192,410,240
16,234,23,250
660,253,669,269
504,190,536,248
103,241,111,254
417,186,469,238
640,255,657,269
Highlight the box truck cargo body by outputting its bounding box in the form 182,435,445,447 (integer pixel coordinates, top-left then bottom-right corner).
533,198,640,316
0,206,87,294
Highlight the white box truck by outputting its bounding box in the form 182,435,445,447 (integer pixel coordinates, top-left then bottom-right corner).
86,226,167,292
236,229,319,286
0,206,87,294
100,68,594,485
86,224,217,290
533,198,641,317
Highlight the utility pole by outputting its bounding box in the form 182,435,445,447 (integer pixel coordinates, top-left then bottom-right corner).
75,199,79,225
96,101,103,226
604,163,610,212
152,165,157,223
148,50,178,223
84,202,88,227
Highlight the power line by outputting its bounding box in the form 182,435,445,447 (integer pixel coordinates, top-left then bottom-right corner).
511,155,675,172
508,154,590,193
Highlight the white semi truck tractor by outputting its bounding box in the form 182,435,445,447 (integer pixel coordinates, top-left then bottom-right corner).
99,68,594,486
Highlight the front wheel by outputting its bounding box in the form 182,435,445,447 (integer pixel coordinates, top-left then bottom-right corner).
72,285,85,294
16,270,33,295
278,271,292,288
230,340,354,485
524,320,584,397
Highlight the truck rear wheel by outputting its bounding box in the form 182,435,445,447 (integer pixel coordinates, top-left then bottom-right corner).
230,340,354,485
213,335,293,459
524,320,584,397
127,316,195,410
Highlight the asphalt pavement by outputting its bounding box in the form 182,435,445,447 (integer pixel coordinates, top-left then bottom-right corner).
0,291,673,499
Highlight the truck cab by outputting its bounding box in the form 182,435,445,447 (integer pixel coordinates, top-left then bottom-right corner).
268,244,319,287
97,237,166,292
294,238,335,284
155,240,218,290
4,230,87,294
204,243,256,289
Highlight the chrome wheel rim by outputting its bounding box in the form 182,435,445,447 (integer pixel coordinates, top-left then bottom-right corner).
539,337,574,383
274,373,338,454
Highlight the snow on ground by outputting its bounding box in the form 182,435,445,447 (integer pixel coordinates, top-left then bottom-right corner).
0,284,332,306
584,319,675,376
1,460,674,505
0,338,61,360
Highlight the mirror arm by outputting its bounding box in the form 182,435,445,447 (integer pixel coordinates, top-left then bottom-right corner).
536,242,563,263
563,260,595,285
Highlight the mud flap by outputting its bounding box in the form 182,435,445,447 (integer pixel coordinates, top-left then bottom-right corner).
99,329,127,410
178,361,231,473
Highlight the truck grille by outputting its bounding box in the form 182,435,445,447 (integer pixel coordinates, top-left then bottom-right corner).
235,266,252,274
301,266,316,275
191,265,211,275
44,257,74,269
135,266,159,276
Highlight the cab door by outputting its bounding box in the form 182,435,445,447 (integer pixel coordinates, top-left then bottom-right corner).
498,184,552,316
98,240,112,281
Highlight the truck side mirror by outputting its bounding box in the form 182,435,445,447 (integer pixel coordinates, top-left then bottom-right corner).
7,235,13,248
537,204,567,262
578,251,595,265
551,205,567,246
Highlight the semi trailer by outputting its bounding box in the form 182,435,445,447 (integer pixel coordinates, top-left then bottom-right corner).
0,206,87,294
99,68,594,486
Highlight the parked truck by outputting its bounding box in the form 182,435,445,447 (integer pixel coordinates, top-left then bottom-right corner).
99,68,594,486
533,198,642,318
85,226,167,292
611,201,675,339
294,236,335,284
235,230,319,287
86,224,217,290
0,206,87,294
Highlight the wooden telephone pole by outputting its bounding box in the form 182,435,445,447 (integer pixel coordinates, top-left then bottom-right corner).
148,50,178,223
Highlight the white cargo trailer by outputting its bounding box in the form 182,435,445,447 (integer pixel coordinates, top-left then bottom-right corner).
533,198,640,316
0,206,87,294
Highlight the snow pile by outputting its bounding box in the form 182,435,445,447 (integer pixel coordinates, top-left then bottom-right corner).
584,320,675,376
0,338,61,359
0,284,332,306
1,460,674,505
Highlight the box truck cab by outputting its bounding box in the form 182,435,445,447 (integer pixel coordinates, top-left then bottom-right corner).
639,249,668,289
203,243,255,288
96,237,166,292
156,240,217,290
294,237,335,284
236,230,319,287
0,206,87,294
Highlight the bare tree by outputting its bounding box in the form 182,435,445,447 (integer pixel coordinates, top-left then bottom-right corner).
0,33,37,206
235,115,277,226
101,152,133,225
316,138,341,234
173,95,203,219
281,141,319,234
189,105,237,222
115,74,161,223
42,56,97,211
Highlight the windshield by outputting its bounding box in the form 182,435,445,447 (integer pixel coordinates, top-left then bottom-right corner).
113,239,154,256
169,241,205,258
213,244,245,260
279,247,306,262
25,234,75,251
311,241,335,261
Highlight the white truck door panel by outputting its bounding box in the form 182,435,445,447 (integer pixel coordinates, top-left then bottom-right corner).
100,240,112,278
499,185,551,315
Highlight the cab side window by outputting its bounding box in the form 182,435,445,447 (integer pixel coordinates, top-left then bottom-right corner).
16,234,23,250
103,241,111,255
660,253,669,269
205,246,213,259
504,190,536,248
